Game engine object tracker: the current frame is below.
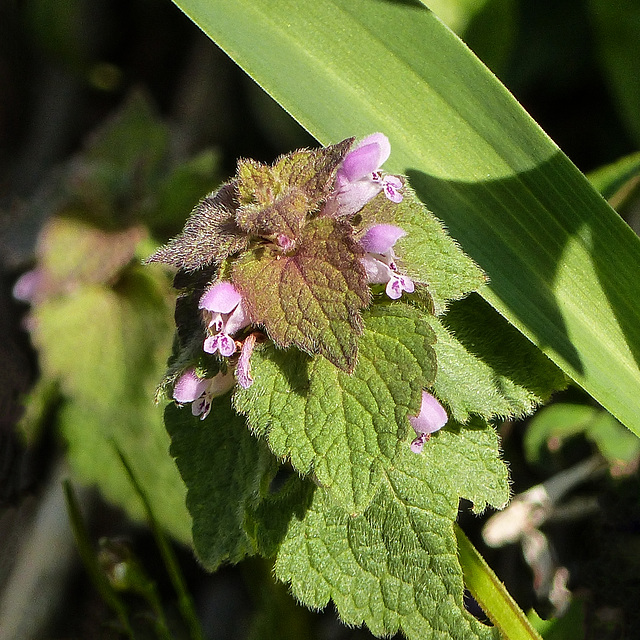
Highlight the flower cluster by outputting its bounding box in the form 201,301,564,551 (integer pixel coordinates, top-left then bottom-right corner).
163,133,447,449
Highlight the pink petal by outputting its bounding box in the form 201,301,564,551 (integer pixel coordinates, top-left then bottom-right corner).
409,391,448,436
383,176,404,203
339,142,384,183
335,180,383,217
361,255,393,284
174,368,209,403
410,432,429,453
386,274,415,299
360,224,406,253
12,269,44,304
399,275,414,293
199,281,242,313
204,333,237,356
386,277,404,300
355,133,390,165
236,333,257,389
192,395,212,420
337,133,391,183
223,301,251,336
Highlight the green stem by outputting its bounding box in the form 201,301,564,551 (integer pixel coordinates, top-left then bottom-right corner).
455,524,543,640
115,447,204,640
63,480,137,640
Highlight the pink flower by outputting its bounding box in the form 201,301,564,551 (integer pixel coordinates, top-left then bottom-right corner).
199,281,250,357
332,133,403,216
409,391,448,453
173,367,235,420
359,224,414,300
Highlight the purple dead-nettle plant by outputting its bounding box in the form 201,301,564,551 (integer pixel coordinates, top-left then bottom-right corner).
148,132,447,449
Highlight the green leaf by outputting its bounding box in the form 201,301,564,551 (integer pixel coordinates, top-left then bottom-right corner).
430,295,567,423
455,525,543,640
37,216,145,297
66,92,169,227
233,303,437,513
32,267,191,543
152,148,222,231
165,398,277,571
436,419,509,514
232,217,369,372
587,151,640,207
273,443,505,640
171,0,640,437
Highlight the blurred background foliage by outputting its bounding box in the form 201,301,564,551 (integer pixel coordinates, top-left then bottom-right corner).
0,0,639,638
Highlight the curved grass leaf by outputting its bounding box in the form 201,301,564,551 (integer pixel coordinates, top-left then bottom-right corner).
171,0,640,436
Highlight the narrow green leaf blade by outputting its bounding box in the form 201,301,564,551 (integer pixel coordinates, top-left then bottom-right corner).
171,0,640,436
455,525,543,640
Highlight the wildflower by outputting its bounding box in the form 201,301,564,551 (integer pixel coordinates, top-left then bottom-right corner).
332,133,403,216
409,391,448,453
199,281,250,356
173,367,235,420
359,223,415,300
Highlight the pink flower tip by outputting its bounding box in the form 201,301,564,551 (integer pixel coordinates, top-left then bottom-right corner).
339,133,391,183
199,281,242,313
173,367,209,403
409,391,448,453
360,224,406,254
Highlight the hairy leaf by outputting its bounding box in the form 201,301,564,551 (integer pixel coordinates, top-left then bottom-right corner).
233,303,437,513
232,217,369,372
273,442,505,639
165,398,277,570
146,181,248,271
429,295,567,423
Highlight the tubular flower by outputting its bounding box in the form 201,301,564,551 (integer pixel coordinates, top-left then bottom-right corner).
332,133,403,216
173,367,235,420
199,281,250,356
359,223,415,300
409,391,448,453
